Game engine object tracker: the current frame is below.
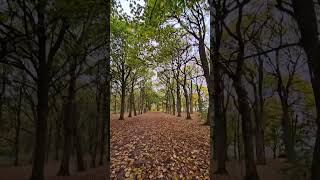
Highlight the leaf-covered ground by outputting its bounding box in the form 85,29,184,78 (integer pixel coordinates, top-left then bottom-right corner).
111,112,284,180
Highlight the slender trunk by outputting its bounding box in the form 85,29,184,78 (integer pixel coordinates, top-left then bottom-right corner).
171,88,175,115
0,68,6,128
102,6,111,171
14,87,22,166
55,120,60,161
234,125,237,160
74,105,85,171
129,81,134,118
46,119,52,163
57,58,77,176
103,1,111,175
183,69,191,120
119,83,125,120
176,79,182,117
237,114,241,161
133,87,137,116
255,58,266,164
113,94,117,113
279,97,295,161
92,79,101,168
234,77,259,180
196,84,202,112
190,81,193,114
251,78,266,165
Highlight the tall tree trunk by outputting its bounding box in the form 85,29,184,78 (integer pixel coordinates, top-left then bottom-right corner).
189,81,193,114
212,65,227,174
46,119,52,163
113,94,117,113
171,88,175,115
129,81,134,118
209,1,228,176
183,68,191,120
176,79,182,117
234,77,259,180
14,86,22,166
255,58,266,164
102,1,111,172
30,2,49,179
0,67,6,128
57,58,77,176
133,98,137,116
73,105,85,171
251,75,266,165
55,114,61,161
196,84,202,112
92,75,102,168
119,82,125,120
279,1,320,179
279,96,295,161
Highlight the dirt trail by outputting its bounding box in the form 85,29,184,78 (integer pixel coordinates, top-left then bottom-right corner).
111,112,284,180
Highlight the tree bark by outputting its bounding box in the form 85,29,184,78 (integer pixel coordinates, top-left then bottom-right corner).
129,80,134,118
14,86,22,166
30,2,49,179
279,1,320,179
234,77,259,180
0,67,6,128
183,67,191,120
171,88,176,115
57,58,77,176
255,58,266,165
176,78,182,117
103,1,111,174
73,105,85,171
119,82,125,120
196,84,202,112
189,81,193,114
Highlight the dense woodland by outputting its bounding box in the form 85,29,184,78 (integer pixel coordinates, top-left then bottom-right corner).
1,0,320,180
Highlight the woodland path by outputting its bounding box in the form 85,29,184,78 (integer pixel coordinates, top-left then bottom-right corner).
111,112,284,180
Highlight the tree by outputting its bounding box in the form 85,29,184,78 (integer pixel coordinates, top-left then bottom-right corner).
275,1,320,178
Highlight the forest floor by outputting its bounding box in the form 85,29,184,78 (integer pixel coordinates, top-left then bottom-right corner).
0,158,106,180
0,112,286,180
111,112,285,180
